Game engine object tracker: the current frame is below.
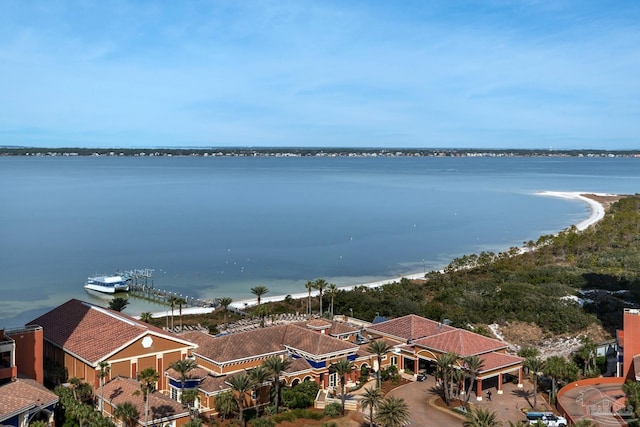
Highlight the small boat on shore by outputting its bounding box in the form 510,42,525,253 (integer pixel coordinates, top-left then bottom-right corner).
84,274,130,294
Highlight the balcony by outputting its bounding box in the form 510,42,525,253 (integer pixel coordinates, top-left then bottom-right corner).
0,365,17,381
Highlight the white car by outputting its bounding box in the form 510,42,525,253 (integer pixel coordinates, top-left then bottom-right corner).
525,412,567,427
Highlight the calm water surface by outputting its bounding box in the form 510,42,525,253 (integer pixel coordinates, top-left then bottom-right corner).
1,156,638,326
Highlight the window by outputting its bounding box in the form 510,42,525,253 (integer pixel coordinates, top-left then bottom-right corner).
390,356,398,366
170,386,178,400
329,372,337,388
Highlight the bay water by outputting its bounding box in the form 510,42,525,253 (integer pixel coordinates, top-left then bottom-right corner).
1,155,638,327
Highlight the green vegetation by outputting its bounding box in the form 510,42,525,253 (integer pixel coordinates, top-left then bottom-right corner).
108,297,129,312
281,380,320,409
331,195,640,335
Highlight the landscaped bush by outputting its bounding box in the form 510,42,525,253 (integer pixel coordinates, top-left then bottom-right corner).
251,417,276,427
272,411,296,423
290,408,323,420
281,380,319,409
323,402,342,417
320,423,337,427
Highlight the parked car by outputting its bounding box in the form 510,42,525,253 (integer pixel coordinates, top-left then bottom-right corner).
525,412,567,427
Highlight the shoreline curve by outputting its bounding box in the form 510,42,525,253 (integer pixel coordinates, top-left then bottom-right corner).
154,191,615,317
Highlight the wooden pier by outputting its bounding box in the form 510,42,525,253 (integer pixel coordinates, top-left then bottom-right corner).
125,269,219,309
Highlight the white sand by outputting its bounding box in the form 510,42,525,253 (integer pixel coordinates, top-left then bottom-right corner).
149,191,611,318
535,191,612,231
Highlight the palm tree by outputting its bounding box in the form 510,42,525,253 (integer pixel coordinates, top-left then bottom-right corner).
524,356,544,409
214,390,238,420
249,365,271,415
436,352,459,404
305,281,314,316
623,380,640,418
367,340,391,389
136,367,159,426
114,402,139,427
168,295,180,330
219,297,233,310
176,297,187,331
139,312,153,324
326,283,338,316
262,355,292,413
97,361,110,413
375,396,410,427
181,388,200,410
331,359,355,415
313,279,328,315
108,297,129,312
463,355,484,405
227,372,255,422
251,286,269,306
543,355,571,404
462,407,501,427
360,386,383,427
169,358,198,401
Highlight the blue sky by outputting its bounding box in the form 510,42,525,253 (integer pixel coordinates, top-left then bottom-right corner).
1,1,639,149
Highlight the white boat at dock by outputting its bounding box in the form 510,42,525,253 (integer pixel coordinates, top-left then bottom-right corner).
84,274,130,294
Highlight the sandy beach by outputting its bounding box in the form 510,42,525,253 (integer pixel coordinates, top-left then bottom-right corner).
153,191,615,318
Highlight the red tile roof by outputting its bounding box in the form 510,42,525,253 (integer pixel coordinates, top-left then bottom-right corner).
0,379,58,420
292,319,359,337
479,352,524,374
365,314,455,341
284,357,313,374
102,376,189,423
30,299,195,365
182,324,359,364
199,375,231,395
165,366,210,381
413,329,506,357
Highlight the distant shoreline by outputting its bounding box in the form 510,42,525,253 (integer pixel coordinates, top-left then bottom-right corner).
3,146,640,158
163,191,617,318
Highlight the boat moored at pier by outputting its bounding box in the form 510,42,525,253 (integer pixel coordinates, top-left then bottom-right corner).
84,275,130,294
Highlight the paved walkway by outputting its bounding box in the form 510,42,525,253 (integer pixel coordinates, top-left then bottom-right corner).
385,374,553,426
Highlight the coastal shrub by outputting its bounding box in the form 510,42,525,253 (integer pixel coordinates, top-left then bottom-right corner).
272,411,296,423
323,403,342,417
289,408,323,420
251,417,275,427
281,380,319,409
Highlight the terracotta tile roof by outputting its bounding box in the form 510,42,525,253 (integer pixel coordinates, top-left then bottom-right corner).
365,314,454,341
29,299,194,365
413,329,506,357
198,375,231,395
0,379,58,420
292,319,359,337
478,352,524,374
182,324,358,364
283,324,359,356
305,319,333,329
102,376,188,422
181,328,287,363
284,357,313,374
165,366,210,381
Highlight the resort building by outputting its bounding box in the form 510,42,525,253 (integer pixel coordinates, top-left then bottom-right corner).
101,376,191,427
0,326,58,426
364,314,524,398
620,307,640,379
30,299,197,393
178,318,366,414
20,298,526,425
